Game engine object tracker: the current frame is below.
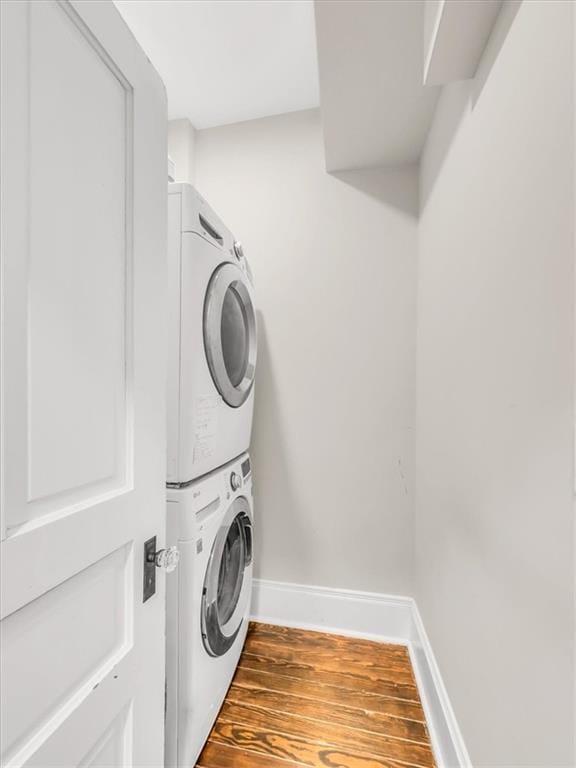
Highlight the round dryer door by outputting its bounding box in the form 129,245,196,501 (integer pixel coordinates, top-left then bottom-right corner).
204,263,256,407
201,497,253,657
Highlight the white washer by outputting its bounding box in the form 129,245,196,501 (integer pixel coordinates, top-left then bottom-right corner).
165,453,254,768
167,183,257,485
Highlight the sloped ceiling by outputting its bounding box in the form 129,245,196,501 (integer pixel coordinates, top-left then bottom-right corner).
315,0,439,172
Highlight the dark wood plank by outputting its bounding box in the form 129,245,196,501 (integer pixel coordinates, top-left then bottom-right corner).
239,651,421,701
195,623,436,768
225,684,430,743
248,623,410,663
210,721,428,768
197,740,306,768
218,700,435,766
244,635,416,685
231,667,425,720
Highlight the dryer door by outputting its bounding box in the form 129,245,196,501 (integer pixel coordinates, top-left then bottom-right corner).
204,263,257,407
201,496,253,657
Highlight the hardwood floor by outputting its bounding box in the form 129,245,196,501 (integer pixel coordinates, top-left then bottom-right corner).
196,622,436,768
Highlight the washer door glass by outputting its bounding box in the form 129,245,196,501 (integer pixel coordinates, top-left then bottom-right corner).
204,263,256,408
216,516,244,626
202,498,253,657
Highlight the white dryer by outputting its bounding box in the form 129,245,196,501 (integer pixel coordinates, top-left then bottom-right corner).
167,183,257,485
165,453,254,768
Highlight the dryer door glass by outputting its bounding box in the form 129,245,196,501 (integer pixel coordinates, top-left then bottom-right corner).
221,286,249,388
204,263,256,408
202,497,253,657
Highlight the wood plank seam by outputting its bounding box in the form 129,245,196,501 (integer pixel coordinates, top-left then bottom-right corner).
235,665,423,706
223,695,431,746
214,714,434,766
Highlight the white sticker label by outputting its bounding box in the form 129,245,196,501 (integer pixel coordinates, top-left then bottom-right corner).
193,395,220,463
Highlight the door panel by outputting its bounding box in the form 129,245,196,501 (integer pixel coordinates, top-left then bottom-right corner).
0,2,167,767
2,545,132,761
76,707,133,768
26,679,134,768
26,0,131,514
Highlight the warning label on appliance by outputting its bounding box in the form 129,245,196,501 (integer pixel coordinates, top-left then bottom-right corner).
193,395,220,463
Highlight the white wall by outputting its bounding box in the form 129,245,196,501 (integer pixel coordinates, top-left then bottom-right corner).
195,109,418,595
416,2,575,766
168,118,196,184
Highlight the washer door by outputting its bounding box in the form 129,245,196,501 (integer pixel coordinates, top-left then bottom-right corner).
204,263,257,408
201,497,253,657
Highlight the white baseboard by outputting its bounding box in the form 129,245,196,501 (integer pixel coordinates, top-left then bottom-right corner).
250,578,472,768
409,603,472,768
250,578,414,644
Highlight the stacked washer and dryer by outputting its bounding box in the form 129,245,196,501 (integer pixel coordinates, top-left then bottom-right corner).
165,184,257,767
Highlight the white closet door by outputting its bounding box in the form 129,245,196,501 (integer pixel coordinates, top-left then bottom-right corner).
0,1,168,766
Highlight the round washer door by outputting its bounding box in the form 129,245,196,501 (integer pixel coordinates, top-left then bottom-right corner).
204,263,257,408
201,497,253,657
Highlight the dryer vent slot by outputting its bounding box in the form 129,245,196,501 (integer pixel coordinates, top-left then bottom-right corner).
196,495,221,524
199,214,223,245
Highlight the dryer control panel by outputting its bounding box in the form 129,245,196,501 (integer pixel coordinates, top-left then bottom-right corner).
230,472,242,492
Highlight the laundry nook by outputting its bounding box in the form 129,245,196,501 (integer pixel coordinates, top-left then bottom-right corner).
0,3,574,768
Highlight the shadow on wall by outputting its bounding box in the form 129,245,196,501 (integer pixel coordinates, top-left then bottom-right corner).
250,311,312,582
419,0,522,213
332,165,419,220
